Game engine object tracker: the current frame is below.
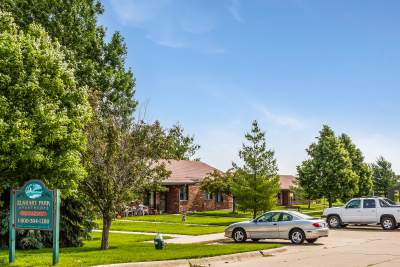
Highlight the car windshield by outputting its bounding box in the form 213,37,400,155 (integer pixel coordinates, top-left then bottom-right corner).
289,211,313,220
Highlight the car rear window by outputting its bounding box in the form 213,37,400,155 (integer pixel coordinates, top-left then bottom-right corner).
290,211,313,220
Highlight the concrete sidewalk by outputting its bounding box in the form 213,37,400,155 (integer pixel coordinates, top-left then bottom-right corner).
165,232,225,244
92,229,189,238
94,230,225,244
94,247,288,267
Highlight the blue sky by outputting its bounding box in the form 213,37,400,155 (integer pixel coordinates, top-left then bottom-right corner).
100,0,400,174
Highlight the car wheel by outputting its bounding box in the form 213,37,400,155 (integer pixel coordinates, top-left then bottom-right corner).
251,239,260,242
327,215,342,229
290,229,305,245
306,238,318,244
381,216,396,230
232,228,247,243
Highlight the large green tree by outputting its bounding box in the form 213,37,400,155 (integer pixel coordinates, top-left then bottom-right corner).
371,156,396,197
300,126,358,207
0,10,92,248
0,0,136,122
82,116,170,250
0,0,137,247
231,121,280,219
166,123,200,160
296,160,321,209
339,133,373,197
0,10,91,197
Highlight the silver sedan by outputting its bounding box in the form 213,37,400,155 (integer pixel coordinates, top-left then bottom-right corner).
225,210,329,244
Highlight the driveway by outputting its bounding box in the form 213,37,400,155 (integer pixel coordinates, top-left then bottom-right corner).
211,226,400,267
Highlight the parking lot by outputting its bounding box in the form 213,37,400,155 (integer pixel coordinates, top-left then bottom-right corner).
214,227,400,267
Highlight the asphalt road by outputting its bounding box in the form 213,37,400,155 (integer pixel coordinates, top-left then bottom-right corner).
212,226,400,267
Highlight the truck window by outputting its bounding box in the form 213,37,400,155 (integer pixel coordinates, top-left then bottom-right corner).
346,199,361,209
379,199,390,208
363,199,376,208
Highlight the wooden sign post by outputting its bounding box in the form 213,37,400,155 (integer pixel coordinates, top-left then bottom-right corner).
9,180,60,265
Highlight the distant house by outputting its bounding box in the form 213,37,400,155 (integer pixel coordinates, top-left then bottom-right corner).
144,160,233,213
277,175,296,206
143,160,297,213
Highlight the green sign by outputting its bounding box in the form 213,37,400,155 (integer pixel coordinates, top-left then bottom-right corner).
9,180,60,265
14,180,53,230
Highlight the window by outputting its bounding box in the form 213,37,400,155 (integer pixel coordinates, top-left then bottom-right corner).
380,199,390,208
384,198,396,205
203,190,213,200
216,192,224,203
363,199,376,209
346,199,361,209
257,212,280,223
179,185,188,201
279,213,293,222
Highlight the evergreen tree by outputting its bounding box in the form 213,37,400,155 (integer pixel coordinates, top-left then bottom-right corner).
339,133,373,197
371,156,396,197
231,121,280,219
296,160,321,208
303,125,358,207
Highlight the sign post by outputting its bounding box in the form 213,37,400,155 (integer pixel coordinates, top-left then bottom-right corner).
9,180,60,265
52,189,60,265
9,192,15,263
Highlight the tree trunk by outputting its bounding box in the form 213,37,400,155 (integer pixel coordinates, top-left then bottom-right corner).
101,215,112,250
232,196,236,214
253,208,257,219
328,198,332,208
308,198,311,209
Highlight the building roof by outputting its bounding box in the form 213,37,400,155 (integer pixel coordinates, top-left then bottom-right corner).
161,160,297,190
279,175,296,190
161,160,218,185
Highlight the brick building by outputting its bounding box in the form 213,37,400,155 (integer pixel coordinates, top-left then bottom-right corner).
143,160,297,213
144,160,232,213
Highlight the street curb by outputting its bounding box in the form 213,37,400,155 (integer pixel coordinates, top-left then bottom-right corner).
94,247,287,267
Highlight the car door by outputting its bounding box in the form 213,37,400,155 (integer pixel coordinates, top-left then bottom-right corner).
360,199,377,223
342,199,362,223
251,212,280,239
277,212,295,239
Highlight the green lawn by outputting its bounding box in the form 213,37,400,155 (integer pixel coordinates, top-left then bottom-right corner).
122,214,249,226
0,232,282,267
98,220,227,235
192,202,344,219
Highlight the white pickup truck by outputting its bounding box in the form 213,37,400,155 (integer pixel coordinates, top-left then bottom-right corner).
323,197,400,230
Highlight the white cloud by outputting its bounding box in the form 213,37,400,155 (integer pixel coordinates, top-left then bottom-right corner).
228,0,244,23
108,0,224,52
254,104,305,129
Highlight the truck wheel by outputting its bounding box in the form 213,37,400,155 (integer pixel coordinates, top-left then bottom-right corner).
327,215,342,229
381,216,396,230
290,229,305,244
232,228,247,243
